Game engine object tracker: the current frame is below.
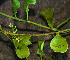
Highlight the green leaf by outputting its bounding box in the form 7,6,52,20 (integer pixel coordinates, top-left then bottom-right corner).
39,8,54,28
19,34,32,46
37,40,45,57
16,43,30,59
12,34,31,59
12,38,19,49
37,49,43,57
24,0,36,11
12,39,30,59
38,40,45,51
50,34,68,53
12,0,20,16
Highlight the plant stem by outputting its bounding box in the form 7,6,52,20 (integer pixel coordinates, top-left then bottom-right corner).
26,57,28,60
40,56,42,60
0,27,12,41
46,56,50,60
56,17,70,28
27,21,51,29
26,6,28,20
0,12,52,30
0,28,70,37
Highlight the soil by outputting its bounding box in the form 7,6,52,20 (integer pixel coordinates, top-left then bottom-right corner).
0,0,70,60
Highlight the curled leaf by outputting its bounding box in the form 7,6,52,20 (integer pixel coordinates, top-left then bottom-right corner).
24,0,36,11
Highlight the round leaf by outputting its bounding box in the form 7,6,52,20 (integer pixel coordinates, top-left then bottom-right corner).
50,34,68,53
16,44,30,59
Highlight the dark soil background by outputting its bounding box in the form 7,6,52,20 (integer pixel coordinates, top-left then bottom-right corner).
0,0,70,60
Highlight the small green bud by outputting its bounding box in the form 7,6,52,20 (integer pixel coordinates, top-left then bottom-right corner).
12,25,13,27
14,26,16,29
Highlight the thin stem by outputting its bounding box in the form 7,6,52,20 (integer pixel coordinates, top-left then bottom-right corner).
15,14,16,17
26,6,28,20
56,17,70,28
0,12,26,22
0,12,51,30
0,27,12,41
27,21,51,29
41,57,42,60
26,57,28,60
0,28,70,37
